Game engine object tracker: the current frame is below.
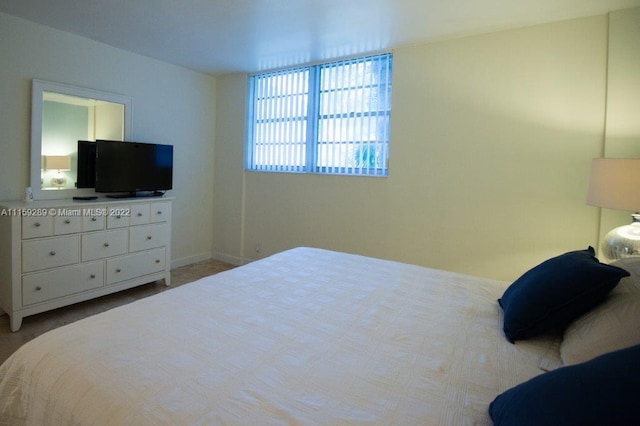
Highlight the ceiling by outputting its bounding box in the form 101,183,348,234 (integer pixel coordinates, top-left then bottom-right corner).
1,0,639,75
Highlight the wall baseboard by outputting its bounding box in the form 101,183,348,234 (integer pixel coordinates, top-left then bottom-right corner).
211,252,244,266
171,252,212,269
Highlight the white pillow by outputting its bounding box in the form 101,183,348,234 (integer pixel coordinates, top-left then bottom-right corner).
560,257,640,365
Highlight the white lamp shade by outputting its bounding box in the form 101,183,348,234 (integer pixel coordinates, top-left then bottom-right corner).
587,158,640,212
45,155,71,171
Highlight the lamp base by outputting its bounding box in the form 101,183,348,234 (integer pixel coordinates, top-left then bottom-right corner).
601,215,640,261
50,173,67,189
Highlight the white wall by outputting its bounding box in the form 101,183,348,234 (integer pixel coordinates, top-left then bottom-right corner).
600,8,640,243
0,12,216,267
213,14,614,281
212,74,246,264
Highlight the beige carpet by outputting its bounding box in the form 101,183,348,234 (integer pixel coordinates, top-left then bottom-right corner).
0,259,234,365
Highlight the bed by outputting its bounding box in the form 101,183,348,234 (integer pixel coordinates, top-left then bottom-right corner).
0,247,633,425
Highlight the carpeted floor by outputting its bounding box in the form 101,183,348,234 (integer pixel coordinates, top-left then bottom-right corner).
0,258,235,365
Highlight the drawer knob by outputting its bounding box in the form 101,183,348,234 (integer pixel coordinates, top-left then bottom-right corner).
156,211,162,215
137,212,143,217
91,217,97,222
34,222,41,227
115,268,121,273
49,251,56,256
155,259,161,264
64,219,71,224
146,236,152,240
35,286,41,291
103,242,110,247
115,215,121,219
90,274,96,279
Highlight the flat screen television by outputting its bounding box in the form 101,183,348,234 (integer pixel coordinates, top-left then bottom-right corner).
95,140,173,197
76,140,96,188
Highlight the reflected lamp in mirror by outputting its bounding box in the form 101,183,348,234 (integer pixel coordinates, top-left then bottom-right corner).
43,155,71,189
587,158,640,260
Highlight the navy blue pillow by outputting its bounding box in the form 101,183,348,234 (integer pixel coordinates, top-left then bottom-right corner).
489,344,640,425
498,247,628,342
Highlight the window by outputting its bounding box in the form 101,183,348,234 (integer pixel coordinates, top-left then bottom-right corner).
246,53,392,176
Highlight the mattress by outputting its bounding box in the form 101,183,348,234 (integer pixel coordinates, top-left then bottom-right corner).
0,247,553,425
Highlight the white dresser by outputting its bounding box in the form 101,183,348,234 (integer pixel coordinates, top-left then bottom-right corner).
0,197,172,331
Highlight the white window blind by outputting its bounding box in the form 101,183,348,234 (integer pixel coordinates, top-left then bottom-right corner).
247,53,392,176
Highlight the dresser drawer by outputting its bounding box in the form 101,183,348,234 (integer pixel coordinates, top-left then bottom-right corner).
107,206,131,229
82,213,106,232
129,223,169,252
150,201,171,223
54,215,82,235
22,236,80,272
130,203,150,225
106,248,166,285
82,229,128,261
22,261,104,306
22,215,53,239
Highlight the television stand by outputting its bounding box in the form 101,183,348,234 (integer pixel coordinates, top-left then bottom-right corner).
0,197,173,331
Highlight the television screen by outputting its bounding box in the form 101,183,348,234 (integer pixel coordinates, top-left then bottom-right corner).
76,140,96,188
95,140,173,195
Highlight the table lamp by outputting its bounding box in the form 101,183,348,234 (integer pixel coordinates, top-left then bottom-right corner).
587,158,640,260
44,155,71,189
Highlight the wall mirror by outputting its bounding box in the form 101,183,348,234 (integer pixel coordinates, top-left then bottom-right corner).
30,79,132,200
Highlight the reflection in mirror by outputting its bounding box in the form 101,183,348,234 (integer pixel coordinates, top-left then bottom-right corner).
31,80,132,200
41,92,124,191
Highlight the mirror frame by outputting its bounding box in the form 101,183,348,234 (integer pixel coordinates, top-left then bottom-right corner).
31,79,133,200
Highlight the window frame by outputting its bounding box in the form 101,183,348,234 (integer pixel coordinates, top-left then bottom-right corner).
246,53,393,177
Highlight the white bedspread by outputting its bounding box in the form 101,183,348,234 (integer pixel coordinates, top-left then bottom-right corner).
0,248,551,425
